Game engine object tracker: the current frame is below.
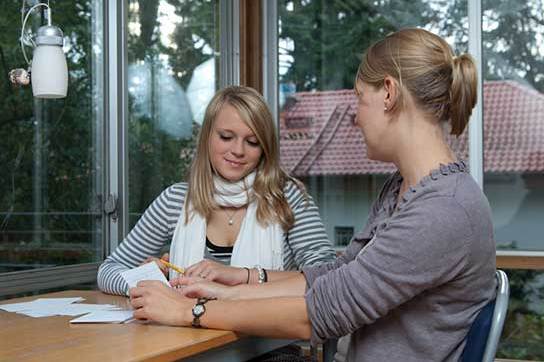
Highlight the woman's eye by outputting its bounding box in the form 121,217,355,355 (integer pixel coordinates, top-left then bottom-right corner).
246,140,260,147
219,134,232,141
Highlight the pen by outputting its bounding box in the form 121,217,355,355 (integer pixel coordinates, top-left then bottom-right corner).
159,259,185,275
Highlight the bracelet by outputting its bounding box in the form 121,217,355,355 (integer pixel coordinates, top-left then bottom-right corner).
243,267,250,284
255,265,265,284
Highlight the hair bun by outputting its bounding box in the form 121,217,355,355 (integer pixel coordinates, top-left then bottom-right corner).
450,53,477,135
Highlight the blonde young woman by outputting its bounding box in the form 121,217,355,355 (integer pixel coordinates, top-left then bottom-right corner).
128,29,496,362
97,86,335,296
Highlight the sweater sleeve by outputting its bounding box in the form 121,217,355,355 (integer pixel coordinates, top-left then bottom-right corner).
97,184,186,295
305,196,473,345
283,182,336,269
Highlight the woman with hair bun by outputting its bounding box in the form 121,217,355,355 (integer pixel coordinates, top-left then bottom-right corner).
129,28,496,362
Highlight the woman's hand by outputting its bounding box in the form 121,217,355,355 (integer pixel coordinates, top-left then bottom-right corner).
129,280,193,326
171,276,238,300
140,253,170,277
185,259,248,286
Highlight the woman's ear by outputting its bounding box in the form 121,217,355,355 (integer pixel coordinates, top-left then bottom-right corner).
383,76,398,112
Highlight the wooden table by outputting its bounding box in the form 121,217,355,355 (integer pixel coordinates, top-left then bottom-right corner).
0,290,292,362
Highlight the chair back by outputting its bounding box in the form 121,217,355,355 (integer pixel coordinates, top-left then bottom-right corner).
461,270,510,362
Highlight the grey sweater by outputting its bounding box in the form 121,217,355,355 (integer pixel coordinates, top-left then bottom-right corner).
303,161,496,362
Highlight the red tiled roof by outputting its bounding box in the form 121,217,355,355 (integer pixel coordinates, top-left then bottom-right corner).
279,81,544,176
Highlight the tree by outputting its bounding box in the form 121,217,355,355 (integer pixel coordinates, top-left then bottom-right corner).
278,0,441,91
126,0,216,223
441,0,544,92
0,0,214,267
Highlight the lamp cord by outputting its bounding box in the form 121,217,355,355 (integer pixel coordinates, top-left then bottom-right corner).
20,2,51,65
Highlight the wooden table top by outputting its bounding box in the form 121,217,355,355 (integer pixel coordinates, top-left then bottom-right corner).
0,290,241,362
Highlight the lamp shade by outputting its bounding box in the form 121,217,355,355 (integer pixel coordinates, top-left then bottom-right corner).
31,25,68,98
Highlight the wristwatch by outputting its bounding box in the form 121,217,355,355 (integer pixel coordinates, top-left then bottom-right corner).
192,298,213,328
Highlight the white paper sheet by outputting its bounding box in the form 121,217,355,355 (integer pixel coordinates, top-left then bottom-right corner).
69,310,134,324
120,262,170,289
0,297,85,313
0,297,125,319
16,303,122,317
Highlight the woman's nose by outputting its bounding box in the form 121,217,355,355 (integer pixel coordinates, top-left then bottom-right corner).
231,140,244,156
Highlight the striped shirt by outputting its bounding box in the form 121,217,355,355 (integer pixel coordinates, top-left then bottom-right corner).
205,237,233,264
97,181,335,295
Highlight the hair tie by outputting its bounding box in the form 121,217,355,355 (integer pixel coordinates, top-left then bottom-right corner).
451,55,459,65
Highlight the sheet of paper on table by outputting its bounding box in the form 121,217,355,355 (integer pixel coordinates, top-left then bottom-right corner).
70,310,134,324
0,297,126,318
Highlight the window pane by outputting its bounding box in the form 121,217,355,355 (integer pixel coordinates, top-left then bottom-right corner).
498,269,544,359
127,0,220,228
482,2,544,358
278,0,467,246
483,1,544,252
0,1,104,272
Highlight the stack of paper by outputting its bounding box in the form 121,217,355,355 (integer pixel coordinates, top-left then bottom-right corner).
0,262,168,324
0,297,134,323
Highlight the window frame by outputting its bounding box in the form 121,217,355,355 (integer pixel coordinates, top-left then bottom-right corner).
259,0,544,270
0,0,243,297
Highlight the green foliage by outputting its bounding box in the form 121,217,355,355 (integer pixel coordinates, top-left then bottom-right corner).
497,270,544,359
442,0,544,93
126,0,213,225
278,0,440,91
0,0,98,250
0,0,212,263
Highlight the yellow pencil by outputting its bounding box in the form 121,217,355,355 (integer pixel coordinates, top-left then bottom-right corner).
159,259,185,274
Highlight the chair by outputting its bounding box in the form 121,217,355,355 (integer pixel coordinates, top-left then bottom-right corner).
461,270,510,362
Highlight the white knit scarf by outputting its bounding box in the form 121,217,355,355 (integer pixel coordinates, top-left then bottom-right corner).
169,172,284,279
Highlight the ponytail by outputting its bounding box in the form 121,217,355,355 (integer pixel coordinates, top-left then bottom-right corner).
450,54,477,136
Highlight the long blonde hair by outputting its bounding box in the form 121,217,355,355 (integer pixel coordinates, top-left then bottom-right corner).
356,28,477,136
185,85,300,230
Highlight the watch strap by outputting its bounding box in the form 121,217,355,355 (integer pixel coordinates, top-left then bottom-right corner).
191,297,215,328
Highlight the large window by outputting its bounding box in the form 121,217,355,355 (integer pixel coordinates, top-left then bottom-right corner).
276,0,542,359
0,1,104,273
277,0,466,245
482,0,544,252
127,0,220,228
482,1,544,358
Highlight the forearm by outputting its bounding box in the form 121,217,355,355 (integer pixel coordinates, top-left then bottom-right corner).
97,259,130,295
246,269,298,284
233,272,306,299
263,270,299,282
200,297,311,339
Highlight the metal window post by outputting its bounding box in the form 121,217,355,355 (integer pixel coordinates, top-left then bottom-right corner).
220,0,240,87
262,0,279,126
468,0,484,188
105,0,128,253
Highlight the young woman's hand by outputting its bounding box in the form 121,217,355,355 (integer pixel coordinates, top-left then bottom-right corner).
129,280,193,326
171,276,238,300
185,259,248,286
140,253,170,277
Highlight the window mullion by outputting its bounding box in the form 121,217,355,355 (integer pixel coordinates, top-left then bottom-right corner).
468,0,484,188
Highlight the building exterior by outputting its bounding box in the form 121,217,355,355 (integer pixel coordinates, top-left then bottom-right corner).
280,81,544,250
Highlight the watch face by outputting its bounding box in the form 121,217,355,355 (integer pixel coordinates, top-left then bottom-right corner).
193,304,205,317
